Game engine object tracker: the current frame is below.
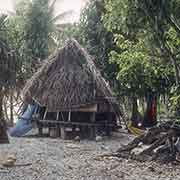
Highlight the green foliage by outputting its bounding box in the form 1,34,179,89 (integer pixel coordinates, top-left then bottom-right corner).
166,27,180,55
57,0,118,82
110,34,174,97
53,23,80,47
0,15,16,87
2,0,180,114
75,0,118,82
5,0,71,80
6,15,29,81
0,15,9,47
170,85,180,114
23,0,54,60
103,0,176,99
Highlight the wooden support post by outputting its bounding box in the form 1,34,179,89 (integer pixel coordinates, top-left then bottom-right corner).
89,112,96,139
10,88,14,126
68,111,71,122
59,112,66,139
72,125,76,137
43,109,47,120
38,122,43,136
81,126,86,138
60,126,67,140
61,112,65,121
38,108,47,136
49,127,60,138
56,112,60,137
56,112,59,120
106,113,112,136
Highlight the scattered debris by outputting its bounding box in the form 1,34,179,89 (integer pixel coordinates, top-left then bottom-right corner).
66,143,81,149
1,153,16,167
106,121,180,163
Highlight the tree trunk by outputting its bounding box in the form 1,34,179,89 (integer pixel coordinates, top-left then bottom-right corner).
140,1,180,85
131,96,138,120
143,93,157,127
131,96,142,127
0,88,9,143
10,89,14,126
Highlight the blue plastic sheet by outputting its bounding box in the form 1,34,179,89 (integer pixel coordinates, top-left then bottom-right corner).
9,103,38,137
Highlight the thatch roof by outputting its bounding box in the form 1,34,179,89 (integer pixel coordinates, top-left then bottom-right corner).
23,39,122,115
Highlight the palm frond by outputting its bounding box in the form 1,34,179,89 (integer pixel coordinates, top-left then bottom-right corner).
51,10,74,23
0,15,10,51
0,39,10,51
48,0,57,14
0,14,8,30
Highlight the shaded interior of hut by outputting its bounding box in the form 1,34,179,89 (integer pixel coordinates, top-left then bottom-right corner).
33,102,118,139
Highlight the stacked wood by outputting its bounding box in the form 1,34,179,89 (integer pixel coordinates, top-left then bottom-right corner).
110,121,180,163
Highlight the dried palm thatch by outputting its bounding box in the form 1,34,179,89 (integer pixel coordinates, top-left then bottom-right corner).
23,39,123,117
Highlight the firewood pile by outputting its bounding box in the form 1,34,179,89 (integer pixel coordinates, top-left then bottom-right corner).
109,121,180,163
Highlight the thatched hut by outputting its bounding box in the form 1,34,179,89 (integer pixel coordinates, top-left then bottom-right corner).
23,40,123,139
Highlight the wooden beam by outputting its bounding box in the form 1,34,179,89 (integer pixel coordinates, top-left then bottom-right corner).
37,122,43,136
68,111,71,122
60,126,67,140
56,112,59,121
43,109,47,120
74,104,97,112
38,120,115,127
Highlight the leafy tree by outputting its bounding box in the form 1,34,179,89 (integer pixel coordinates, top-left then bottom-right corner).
23,0,54,60
0,0,74,126
23,0,74,60
103,0,177,119
0,15,14,143
0,15,8,120
52,23,80,47
75,0,118,84
6,0,72,79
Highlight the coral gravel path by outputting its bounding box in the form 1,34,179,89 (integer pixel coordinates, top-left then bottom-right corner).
0,130,180,180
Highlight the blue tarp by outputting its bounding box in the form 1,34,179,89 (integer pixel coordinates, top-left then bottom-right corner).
8,103,38,137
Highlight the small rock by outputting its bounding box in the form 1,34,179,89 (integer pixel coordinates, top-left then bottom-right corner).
2,159,16,167
147,166,155,172
7,154,16,161
96,136,103,142
2,154,16,167
74,136,80,142
100,145,109,150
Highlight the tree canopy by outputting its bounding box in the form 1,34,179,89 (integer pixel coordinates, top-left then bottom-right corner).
1,0,180,119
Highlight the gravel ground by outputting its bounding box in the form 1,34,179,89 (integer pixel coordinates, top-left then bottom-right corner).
0,130,180,180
